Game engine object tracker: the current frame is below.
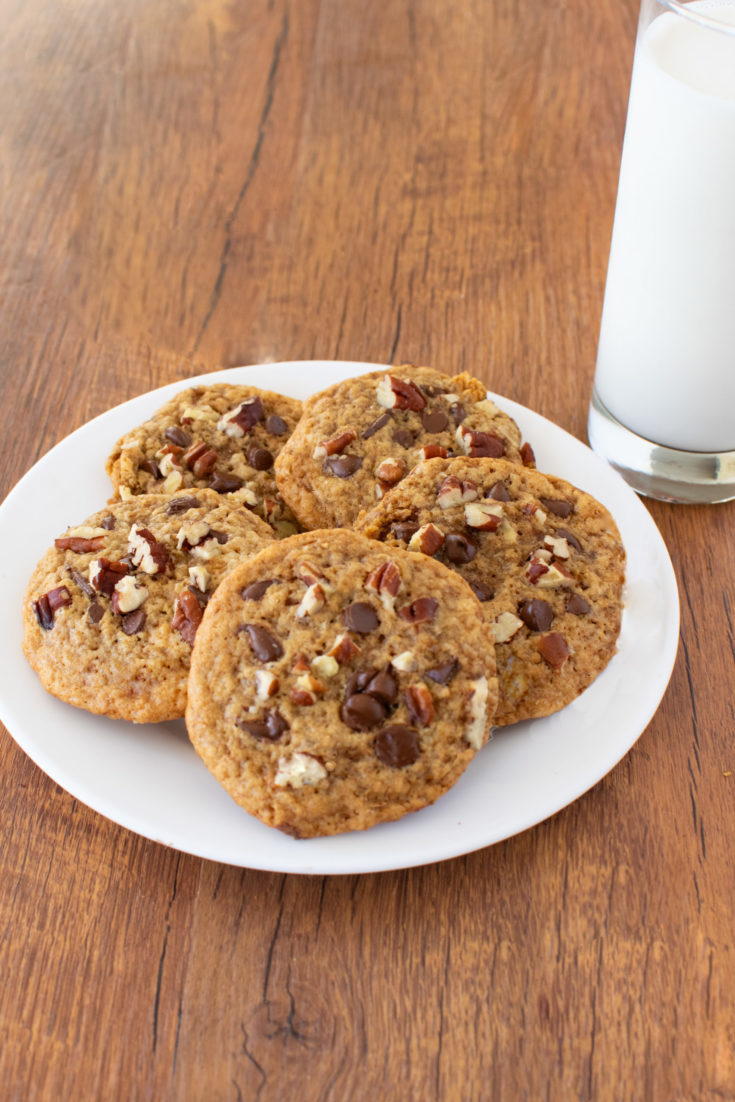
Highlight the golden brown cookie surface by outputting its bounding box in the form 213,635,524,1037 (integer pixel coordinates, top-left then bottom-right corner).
356,457,625,725
274,365,528,529
23,491,275,722
186,529,497,837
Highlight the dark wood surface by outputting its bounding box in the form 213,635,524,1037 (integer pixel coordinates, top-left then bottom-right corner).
3,1,734,1098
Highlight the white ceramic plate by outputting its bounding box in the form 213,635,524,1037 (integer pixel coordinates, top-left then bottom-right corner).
0,362,679,875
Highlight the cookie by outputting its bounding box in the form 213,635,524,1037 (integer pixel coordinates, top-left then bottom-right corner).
356,457,625,725
185,529,497,837
106,383,303,536
23,491,275,723
273,364,531,529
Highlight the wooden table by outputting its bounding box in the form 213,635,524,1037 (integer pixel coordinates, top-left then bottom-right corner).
3,0,734,1097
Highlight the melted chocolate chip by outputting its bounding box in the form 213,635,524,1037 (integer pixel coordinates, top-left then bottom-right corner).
324,454,363,478
392,429,415,449
466,431,506,459
556,527,582,552
265,414,288,435
166,495,202,514
238,710,288,741
421,409,449,434
362,412,391,439
88,602,104,624
391,521,420,543
248,446,274,471
487,481,510,502
518,598,554,632
241,579,276,601
230,397,264,432
241,624,283,662
540,497,573,518
70,569,95,598
444,533,477,565
33,595,54,630
425,659,459,685
467,580,494,602
538,632,570,668
364,665,398,705
165,425,192,448
373,725,421,767
100,514,117,530
209,472,244,493
341,693,387,731
449,402,466,425
343,602,379,634
345,669,375,697
139,458,161,479
121,608,147,635
566,592,591,616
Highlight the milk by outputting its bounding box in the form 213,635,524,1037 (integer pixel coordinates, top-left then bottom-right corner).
595,1,735,454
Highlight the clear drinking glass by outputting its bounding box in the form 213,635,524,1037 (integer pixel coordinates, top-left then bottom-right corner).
588,0,735,503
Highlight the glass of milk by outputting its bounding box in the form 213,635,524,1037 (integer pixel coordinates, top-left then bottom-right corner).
588,0,735,503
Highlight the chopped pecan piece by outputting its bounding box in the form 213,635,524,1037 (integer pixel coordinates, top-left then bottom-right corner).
520,442,536,467
376,374,427,411
111,575,148,614
295,583,326,619
328,632,361,664
397,597,439,624
89,558,129,596
418,444,448,461
538,632,571,668
493,611,524,644
408,523,445,556
255,670,280,699
54,535,105,554
296,560,328,587
404,684,435,727
312,429,357,459
128,525,171,575
375,457,405,485
172,589,204,644
217,397,264,436
437,475,478,509
464,501,503,530
457,426,506,458
33,586,72,630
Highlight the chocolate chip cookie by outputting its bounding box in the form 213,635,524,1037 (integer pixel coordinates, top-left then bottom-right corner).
185,529,497,837
106,383,303,536
23,491,275,723
274,364,532,530
356,457,625,725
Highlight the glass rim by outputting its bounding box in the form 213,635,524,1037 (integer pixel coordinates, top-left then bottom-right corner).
656,0,735,34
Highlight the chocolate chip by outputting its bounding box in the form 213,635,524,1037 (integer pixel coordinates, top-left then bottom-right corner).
209,471,244,493
364,665,398,705
139,458,161,479
556,527,582,552
566,592,591,616
209,529,229,545
540,497,573,518
345,669,375,696
392,429,415,449
444,533,477,564
187,585,210,608
362,412,391,439
91,558,130,596
343,602,379,633
121,608,146,635
425,659,459,685
373,725,421,767
248,446,274,471
88,602,104,624
397,597,438,624
241,624,283,662
449,402,466,425
421,385,447,398
241,579,276,601
421,409,449,433
487,481,510,502
518,598,554,632
340,693,387,731
391,521,419,542
238,709,288,740
191,448,218,479
265,414,288,436
165,425,191,448
70,569,95,598
324,454,363,478
172,589,204,644
166,495,202,514
100,514,116,530
467,580,494,602
33,594,54,630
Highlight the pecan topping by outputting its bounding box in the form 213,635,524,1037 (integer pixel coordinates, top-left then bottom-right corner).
464,501,503,530
408,523,445,557
437,475,479,509
218,397,265,436
324,454,362,478
404,684,435,726
457,426,506,458
313,429,356,459
255,670,280,699
375,457,405,485
376,375,427,411
274,752,327,788
238,709,288,741
241,623,283,662
493,611,524,644
544,534,571,559
419,444,448,461
518,598,554,632
295,583,326,619
362,412,391,439
171,589,204,644
128,525,171,575
290,674,326,706
520,441,536,467
111,575,148,615
328,632,361,664
192,447,218,479
54,535,105,554
296,560,328,587
397,597,438,624
33,586,72,630
365,559,402,606
373,725,421,767
89,558,129,596
538,632,570,668
343,601,380,633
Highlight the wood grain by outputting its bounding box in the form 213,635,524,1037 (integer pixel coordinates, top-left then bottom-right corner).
2,0,735,1098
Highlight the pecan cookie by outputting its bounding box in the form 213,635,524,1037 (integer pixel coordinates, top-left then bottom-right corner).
185,529,497,837
356,458,625,725
273,364,531,529
23,491,275,723
106,383,303,536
